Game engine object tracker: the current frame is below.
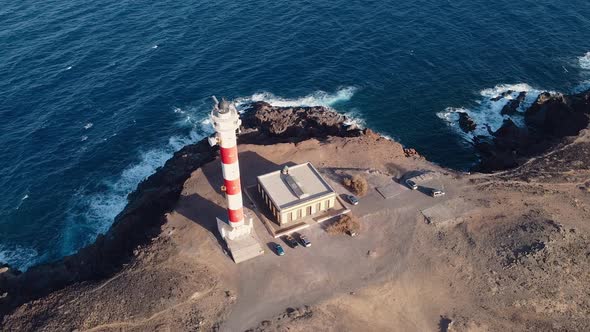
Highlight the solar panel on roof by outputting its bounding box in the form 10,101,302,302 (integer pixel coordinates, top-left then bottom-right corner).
284,174,308,198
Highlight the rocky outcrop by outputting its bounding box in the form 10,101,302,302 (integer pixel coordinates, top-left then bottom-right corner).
474,89,590,172
458,112,476,133
240,101,363,142
501,91,526,116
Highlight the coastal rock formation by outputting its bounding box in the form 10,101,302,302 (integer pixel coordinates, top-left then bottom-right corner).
500,91,526,115
240,101,362,142
0,140,217,317
3,98,590,331
0,102,371,320
474,88,590,172
458,112,477,132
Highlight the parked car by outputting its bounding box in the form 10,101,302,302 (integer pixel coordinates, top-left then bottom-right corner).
347,229,358,237
283,235,299,248
297,234,311,247
405,179,418,190
346,194,359,205
274,243,285,256
430,189,445,197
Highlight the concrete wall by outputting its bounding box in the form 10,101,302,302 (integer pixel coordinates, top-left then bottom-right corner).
278,195,336,225
258,182,336,225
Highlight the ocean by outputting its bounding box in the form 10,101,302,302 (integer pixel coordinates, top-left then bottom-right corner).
1,0,589,271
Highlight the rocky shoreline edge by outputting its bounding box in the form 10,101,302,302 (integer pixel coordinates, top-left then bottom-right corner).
0,101,387,318
0,88,588,319
463,88,590,172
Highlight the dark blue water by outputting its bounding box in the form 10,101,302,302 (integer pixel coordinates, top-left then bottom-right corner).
1,0,590,270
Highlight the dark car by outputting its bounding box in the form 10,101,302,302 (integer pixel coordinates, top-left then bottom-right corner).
274,243,285,256
296,233,311,247
346,194,359,205
283,235,299,248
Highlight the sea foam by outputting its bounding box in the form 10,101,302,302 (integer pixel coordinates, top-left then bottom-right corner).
437,83,543,141
234,86,357,109
579,52,590,70
0,245,40,271
60,112,213,257
234,87,365,128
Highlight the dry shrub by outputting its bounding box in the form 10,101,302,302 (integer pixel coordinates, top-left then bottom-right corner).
326,214,360,235
343,174,369,196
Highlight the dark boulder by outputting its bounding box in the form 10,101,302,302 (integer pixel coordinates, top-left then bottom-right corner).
525,91,590,137
457,112,477,133
501,91,526,116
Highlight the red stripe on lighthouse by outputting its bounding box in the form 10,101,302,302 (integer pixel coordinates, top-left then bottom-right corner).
228,208,243,223
220,146,238,164
224,178,241,195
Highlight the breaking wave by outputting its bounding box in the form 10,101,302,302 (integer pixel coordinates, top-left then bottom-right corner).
437,83,544,141
59,109,213,257
234,86,356,109
234,87,366,129
0,245,40,271
580,52,590,70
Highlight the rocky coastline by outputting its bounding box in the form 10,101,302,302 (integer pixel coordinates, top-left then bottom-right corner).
0,101,373,319
464,88,590,172
1,93,589,329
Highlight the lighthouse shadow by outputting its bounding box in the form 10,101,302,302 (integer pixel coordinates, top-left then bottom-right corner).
175,192,229,250
177,150,296,251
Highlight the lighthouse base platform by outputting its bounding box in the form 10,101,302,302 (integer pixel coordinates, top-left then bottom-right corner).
217,217,264,263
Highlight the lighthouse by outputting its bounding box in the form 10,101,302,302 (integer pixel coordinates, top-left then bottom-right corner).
209,97,263,263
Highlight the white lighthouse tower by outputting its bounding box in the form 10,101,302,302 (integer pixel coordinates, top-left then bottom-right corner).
209,97,263,263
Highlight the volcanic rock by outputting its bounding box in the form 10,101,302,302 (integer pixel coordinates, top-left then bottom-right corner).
241,101,362,142
457,112,476,132
500,91,526,116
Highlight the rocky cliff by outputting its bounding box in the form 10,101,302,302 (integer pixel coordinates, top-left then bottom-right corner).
470,88,590,172
0,103,376,319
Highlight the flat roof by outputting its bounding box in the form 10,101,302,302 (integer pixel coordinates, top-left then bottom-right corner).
257,162,336,211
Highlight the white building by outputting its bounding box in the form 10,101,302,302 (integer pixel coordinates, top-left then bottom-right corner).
257,162,337,225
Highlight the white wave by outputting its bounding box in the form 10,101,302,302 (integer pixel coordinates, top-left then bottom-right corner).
438,83,544,141
61,109,214,257
0,244,40,271
152,44,159,49
66,66,72,70
22,194,29,200
81,135,88,142
573,80,590,93
579,52,590,70
234,86,356,109
233,86,367,129
84,123,93,129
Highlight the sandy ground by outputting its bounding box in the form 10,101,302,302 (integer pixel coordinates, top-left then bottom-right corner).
4,133,590,331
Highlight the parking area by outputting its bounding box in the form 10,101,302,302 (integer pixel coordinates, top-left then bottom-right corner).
223,166,460,329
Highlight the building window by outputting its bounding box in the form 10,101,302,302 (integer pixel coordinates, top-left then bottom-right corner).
326,199,331,208
317,202,322,212
292,211,297,221
307,206,312,216
297,209,302,219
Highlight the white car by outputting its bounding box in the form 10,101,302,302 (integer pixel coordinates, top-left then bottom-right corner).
405,179,418,190
430,189,445,197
